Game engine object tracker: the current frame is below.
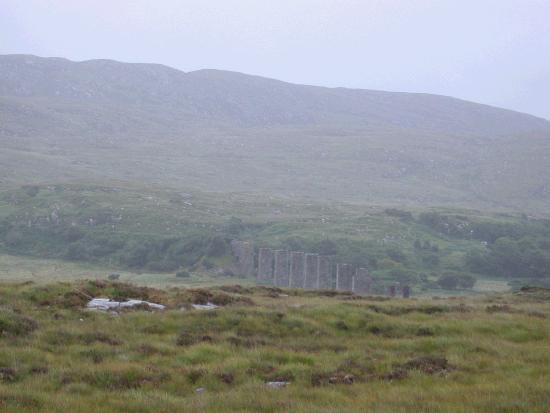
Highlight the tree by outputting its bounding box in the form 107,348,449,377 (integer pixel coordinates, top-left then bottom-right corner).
317,239,338,255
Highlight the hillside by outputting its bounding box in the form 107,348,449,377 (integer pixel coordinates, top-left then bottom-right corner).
1,184,549,291
2,54,550,134
1,54,550,211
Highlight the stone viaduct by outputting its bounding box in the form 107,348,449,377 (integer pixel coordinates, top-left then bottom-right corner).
231,240,410,297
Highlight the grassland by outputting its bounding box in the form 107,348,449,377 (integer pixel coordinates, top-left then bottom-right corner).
0,280,548,412
0,254,257,289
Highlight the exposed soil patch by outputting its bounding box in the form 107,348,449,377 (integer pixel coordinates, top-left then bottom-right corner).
399,356,452,375
184,289,254,306
219,372,235,384
218,285,253,295
367,304,472,316
80,332,122,346
312,360,373,386
311,371,355,386
176,331,215,346
380,368,408,381
0,367,18,382
486,304,515,314
186,368,207,384
256,286,283,296
226,336,267,348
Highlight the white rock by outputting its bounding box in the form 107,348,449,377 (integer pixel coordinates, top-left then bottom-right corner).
191,302,218,311
266,381,290,388
87,298,165,311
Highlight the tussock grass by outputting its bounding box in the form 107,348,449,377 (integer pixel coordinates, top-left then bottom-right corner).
0,281,548,412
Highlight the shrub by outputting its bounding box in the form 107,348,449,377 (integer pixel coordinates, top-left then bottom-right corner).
384,208,413,221
437,273,476,290
202,259,214,270
206,236,228,257
64,243,89,261
385,246,407,263
0,309,38,337
316,239,338,255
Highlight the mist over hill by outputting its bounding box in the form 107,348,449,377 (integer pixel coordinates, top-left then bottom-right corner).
1,54,549,212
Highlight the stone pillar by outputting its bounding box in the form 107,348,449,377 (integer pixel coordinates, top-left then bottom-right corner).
304,253,319,289
231,240,243,263
336,263,354,291
388,285,397,297
231,240,255,276
273,250,290,287
231,240,240,251
240,242,255,276
257,248,274,285
317,256,332,290
289,251,305,288
353,267,373,295
402,285,411,298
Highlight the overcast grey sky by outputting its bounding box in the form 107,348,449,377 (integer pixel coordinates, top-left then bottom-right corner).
1,0,549,119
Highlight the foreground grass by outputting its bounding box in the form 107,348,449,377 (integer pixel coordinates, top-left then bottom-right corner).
0,281,548,412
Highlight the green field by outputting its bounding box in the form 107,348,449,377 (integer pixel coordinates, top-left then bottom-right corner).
0,254,258,289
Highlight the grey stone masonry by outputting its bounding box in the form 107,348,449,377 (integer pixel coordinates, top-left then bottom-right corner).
317,256,332,290
402,285,411,298
241,242,255,276
289,251,305,288
304,253,319,289
230,240,255,276
353,267,373,295
230,240,241,259
389,285,397,297
336,263,354,291
273,250,290,287
257,248,274,284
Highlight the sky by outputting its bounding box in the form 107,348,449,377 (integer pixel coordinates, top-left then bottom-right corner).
1,0,549,119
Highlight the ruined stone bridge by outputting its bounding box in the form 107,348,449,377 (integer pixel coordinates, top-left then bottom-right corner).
231,240,380,295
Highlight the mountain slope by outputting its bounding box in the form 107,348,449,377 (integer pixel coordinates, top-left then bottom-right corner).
1,54,549,136
0,54,549,212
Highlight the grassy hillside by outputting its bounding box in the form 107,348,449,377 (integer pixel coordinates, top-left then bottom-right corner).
2,54,549,134
1,54,550,211
1,184,549,293
0,280,548,412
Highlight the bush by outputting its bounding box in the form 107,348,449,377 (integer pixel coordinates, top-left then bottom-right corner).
316,239,338,255
384,208,413,221
206,236,228,257
386,246,407,263
390,268,419,284
147,260,179,272
64,243,89,261
0,309,37,337
418,212,470,237
437,273,476,290
465,237,550,279
23,185,40,197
